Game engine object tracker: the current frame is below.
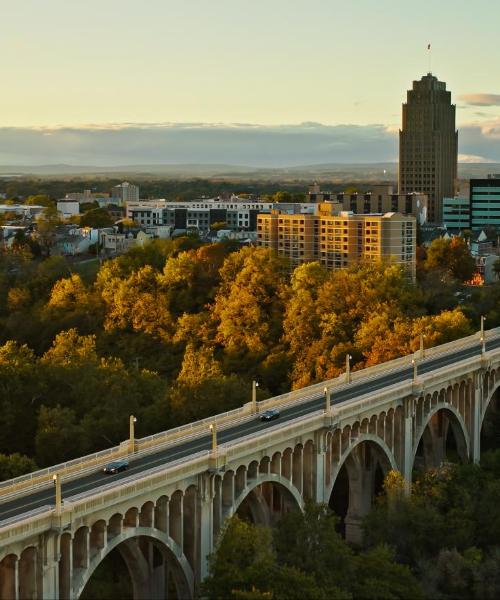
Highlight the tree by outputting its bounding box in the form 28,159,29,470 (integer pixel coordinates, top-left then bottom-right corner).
101,265,173,341
274,504,355,592
47,273,91,311
273,191,292,203
282,262,329,387
159,244,231,316
493,258,500,280
202,517,276,599
0,341,42,456
353,545,423,600
425,237,476,282
0,453,37,482
35,405,82,466
35,206,60,256
26,194,53,208
212,247,288,356
80,207,114,228
168,372,249,425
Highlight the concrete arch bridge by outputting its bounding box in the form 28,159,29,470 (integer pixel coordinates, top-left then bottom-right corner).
1,329,500,598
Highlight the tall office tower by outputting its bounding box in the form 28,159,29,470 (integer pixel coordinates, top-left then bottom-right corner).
399,74,458,223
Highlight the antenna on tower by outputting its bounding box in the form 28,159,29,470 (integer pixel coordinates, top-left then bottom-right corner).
427,43,432,74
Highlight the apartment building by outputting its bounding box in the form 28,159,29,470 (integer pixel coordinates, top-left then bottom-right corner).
126,198,316,232
257,203,416,279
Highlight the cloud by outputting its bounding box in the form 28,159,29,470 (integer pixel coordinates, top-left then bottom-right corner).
458,94,500,107
0,122,399,167
458,153,495,163
0,120,499,167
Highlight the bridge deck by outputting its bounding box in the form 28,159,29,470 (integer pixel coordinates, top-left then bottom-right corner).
1,332,499,525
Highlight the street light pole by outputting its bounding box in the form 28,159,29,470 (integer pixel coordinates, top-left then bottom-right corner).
346,354,352,384
210,423,217,453
53,474,62,514
411,358,417,382
129,415,137,454
480,315,486,355
420,333,425,359
324,386,331,413
252,380,259,413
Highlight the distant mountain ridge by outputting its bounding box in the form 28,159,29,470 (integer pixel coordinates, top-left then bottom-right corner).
0,162,498,181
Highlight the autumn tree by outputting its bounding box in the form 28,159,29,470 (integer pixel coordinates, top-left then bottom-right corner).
425,237,476,282
212,247,288,359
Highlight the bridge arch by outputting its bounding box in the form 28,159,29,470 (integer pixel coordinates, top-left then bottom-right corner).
481,370,500,428
75,527,194,600
230,474,303,527
412,403,470,472
327,433,397,543
327,433,397,500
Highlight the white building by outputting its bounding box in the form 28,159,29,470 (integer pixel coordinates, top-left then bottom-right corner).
112,182,139,204
126,198,319,232
57,200,80,219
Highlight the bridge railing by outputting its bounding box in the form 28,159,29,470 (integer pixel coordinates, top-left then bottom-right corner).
257,326,500,413
1,326,498,500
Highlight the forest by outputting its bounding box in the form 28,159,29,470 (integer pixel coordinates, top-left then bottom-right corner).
0,229,495,477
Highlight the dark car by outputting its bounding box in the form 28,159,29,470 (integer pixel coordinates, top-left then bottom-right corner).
103,460,129,474
260,408,280,422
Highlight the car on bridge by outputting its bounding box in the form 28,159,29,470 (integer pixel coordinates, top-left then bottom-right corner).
260,408,280,422
103,460,129,474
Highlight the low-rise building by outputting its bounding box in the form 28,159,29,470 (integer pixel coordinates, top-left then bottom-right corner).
57,200,80,219
0,204,45,218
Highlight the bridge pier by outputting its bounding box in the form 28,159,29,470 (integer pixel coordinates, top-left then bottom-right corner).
403,396,414,493
0,554,18,600
472,373,483,463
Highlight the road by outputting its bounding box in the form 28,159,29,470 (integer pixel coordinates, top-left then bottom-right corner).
1,335,498,524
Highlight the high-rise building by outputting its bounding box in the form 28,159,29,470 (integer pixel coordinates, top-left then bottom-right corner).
399,74,458,224
257,204,416,280
111,182,139,204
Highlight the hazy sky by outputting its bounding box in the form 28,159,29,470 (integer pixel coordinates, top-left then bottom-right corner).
1,0,499,164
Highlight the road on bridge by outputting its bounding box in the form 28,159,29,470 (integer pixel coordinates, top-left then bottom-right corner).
1,335,498,524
